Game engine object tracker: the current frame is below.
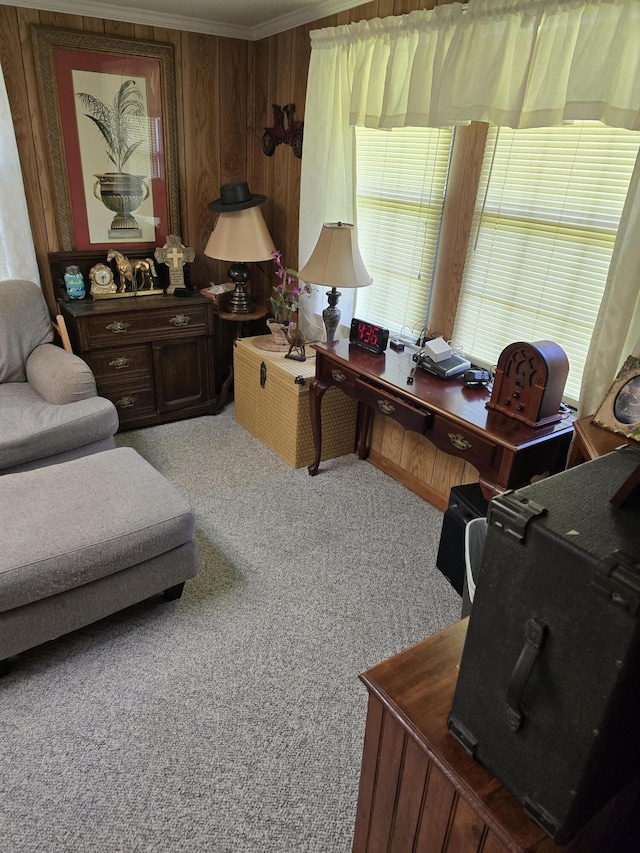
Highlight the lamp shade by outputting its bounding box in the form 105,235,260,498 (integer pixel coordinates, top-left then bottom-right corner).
204,205,275,262
297,222,372,289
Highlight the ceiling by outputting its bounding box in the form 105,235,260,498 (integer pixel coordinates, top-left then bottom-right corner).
3,0,366,39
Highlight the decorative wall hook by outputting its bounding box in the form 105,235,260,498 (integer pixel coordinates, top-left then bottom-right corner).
262,104,304,158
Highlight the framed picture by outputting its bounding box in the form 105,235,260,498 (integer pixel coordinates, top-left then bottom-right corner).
32,26,180,252
593,355,640,442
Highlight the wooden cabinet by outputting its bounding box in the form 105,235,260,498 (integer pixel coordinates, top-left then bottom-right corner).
58,294,217,429
354,620,640,853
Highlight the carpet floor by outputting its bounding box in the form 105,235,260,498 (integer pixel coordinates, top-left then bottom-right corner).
1,406,461,852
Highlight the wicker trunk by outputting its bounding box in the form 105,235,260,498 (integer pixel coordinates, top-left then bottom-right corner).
233,336,357,468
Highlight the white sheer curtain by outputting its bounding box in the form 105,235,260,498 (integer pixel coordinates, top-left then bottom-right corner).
298,25,357,342
300,0,640,398
579,149,640,416
0,61,39,285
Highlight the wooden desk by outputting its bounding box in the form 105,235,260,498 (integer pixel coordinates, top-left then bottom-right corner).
354,620,640,853
567,415,640,467
309,341,574,499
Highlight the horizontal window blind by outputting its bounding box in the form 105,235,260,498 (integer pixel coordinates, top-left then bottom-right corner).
355,126,453,338
453,122,640,403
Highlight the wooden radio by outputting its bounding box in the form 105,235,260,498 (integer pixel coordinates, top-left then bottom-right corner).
487,340,569,428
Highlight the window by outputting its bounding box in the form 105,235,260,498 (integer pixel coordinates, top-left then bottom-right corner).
453,122,640,403
355,125,453,339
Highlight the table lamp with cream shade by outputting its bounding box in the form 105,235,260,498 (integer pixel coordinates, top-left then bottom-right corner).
297,222,372,342
205,181,275,314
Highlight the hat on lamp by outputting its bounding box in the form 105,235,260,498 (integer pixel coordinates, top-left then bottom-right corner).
208,181,267,212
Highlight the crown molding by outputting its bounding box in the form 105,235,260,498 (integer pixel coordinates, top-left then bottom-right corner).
0,0,366,40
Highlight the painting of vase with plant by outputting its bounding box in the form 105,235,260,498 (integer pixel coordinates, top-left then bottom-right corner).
73,70,155,244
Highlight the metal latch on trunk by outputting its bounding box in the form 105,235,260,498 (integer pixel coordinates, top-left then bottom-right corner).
591,550,640,615
488,491,547,542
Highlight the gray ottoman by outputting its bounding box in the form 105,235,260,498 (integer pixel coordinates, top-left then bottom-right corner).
0,447,198,669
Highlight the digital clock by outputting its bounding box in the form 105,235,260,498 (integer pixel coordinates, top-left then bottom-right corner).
349,318,389,354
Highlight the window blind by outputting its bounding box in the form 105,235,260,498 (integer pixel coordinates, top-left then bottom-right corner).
453,122,640,404
355,126,453,339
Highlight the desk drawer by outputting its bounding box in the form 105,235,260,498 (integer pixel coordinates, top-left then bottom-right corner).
317,359,358,394
87,305,207,348
356,379,433,434
430,418,498,469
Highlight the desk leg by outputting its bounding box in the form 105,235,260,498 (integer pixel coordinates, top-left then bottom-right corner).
357,403,372,460
308,377,329,476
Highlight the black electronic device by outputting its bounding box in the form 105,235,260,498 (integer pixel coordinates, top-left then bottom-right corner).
390,337,405,352
413,348,470,379
463,369,492,387
349,318,389,354
448,446,640,844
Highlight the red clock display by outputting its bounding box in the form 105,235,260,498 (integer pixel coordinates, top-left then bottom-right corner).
349,318,389,354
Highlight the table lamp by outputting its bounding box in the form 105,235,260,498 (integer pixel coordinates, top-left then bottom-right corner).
297,222,372,341
205,181,276,313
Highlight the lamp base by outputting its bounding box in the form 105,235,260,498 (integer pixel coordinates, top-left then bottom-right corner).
225,262,253,314
322,287,342,342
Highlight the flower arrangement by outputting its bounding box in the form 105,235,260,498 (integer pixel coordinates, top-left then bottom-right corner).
270,250,312,323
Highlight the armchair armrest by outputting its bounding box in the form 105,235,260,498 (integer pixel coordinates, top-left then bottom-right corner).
26,343,97,404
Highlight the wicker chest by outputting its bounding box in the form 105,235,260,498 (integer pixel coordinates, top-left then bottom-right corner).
233,336,357,468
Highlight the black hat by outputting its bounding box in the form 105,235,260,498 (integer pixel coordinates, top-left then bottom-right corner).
208,181,267,212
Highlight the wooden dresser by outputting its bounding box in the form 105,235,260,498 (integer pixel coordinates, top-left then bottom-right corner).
58,293,217,429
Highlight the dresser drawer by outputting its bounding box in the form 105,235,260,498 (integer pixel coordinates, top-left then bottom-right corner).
86,305,208,348
90,344,150,384
104,383,156,421
355,378,433,434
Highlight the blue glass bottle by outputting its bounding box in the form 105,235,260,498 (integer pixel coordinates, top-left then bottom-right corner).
64,265,85,300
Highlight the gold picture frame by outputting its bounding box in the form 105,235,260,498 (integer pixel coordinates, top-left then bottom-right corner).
593,355,640,442
32,26,180,252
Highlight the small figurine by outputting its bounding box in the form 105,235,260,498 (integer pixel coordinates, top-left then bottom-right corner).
133,258,159,291
285,322,306,361
106,249,136,292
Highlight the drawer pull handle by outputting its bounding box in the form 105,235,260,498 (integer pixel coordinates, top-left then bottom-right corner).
106,321,130,333
378,399,396,415
449,432,472,451
169,314,190,326
115,396,136,409
109,357,132,370
331,369,346,382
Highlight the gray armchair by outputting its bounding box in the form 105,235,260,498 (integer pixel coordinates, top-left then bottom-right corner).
0,279,119,474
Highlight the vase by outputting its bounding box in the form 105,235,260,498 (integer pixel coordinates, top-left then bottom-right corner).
266,319,289,346
93,172,149,238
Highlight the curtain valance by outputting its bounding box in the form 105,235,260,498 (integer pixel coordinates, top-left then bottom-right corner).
309,0,640,131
